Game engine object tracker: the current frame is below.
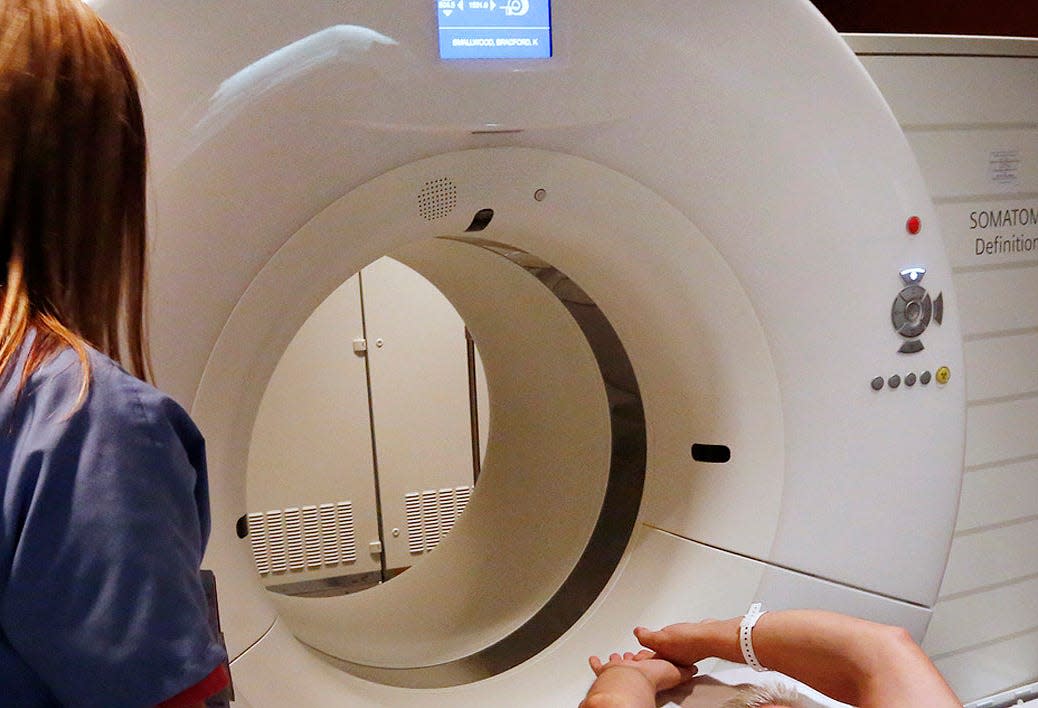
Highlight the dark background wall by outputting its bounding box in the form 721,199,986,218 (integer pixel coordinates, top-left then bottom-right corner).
810,1,1038,38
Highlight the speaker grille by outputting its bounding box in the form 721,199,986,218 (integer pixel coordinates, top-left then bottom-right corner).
417,177,457,221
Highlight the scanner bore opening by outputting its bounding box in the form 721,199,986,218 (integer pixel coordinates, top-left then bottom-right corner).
246,237,646,687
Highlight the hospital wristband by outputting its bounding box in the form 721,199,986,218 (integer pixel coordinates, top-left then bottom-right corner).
739,602,769,672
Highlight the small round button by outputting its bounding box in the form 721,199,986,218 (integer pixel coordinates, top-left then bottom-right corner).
920,370,932,385
888,374,901,389
936,366,951,385
905,373,917,387
871,376,884,391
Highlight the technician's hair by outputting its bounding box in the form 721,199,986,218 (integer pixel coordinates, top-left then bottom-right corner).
721,682,809,708
0,0,150,403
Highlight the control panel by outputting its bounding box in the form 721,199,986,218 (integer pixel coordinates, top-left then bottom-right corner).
870,214,958,393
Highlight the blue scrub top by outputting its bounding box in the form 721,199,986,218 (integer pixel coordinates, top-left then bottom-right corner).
0,335,227,707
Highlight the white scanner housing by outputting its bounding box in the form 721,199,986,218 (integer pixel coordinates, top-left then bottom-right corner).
95,1,966,704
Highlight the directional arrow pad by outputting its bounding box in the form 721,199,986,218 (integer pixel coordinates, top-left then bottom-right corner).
892,284,932,339
890,267,945,354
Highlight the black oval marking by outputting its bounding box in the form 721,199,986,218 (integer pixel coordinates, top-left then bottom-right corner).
691,444,731,463
235,515,249,539
465,208,495,232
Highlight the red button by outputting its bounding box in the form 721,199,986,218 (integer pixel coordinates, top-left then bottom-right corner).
906,216,921,235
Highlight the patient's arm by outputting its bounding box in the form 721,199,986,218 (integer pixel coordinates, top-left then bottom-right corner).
635,609,960,708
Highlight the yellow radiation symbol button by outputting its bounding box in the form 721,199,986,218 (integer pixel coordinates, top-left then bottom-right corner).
935,366,951,385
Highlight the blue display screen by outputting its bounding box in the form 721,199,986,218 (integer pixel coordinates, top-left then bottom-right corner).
437,0,552,60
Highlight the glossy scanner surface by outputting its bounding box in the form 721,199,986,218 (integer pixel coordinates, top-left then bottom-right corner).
94,1,966,704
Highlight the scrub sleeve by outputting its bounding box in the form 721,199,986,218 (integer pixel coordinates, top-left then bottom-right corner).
0,347,228,707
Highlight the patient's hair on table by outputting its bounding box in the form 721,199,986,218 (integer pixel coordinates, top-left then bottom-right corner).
721,682,807,708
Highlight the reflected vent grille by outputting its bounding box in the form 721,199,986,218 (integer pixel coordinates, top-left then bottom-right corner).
248,501,357,576
417,177,457,221
405,485,473,555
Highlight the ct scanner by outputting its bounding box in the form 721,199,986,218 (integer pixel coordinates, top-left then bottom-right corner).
94,1,968,704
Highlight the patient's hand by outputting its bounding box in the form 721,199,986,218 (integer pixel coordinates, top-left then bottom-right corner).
635,620,731,667
589,650,697,692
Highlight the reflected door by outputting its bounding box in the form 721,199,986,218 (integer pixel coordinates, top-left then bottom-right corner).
245,258,485,593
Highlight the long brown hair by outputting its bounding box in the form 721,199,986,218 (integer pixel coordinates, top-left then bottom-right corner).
0,0,150,404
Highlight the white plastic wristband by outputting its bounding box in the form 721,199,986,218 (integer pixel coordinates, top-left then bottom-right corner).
739,602,769,672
